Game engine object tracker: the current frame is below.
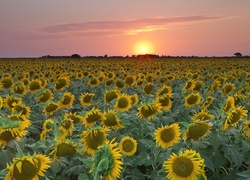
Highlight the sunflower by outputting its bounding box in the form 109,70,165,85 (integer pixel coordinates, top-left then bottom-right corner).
192,110,215,122
11,82,26,96
130,94,139,106
154,123,181,149
28,79,43,93
58,119,74,139
154,94,172,111
184,93,202,108
1,77,13,89
91,138,123,180
125,75,136,86
207,81,220,94
114,94,132,112
233,94,245,106
40,119,54,140
5,153,51,180
50,139,80,161
222,96,235,112
163,149,206,180
80,93,95,106
11,104,31,118
81,126,108,156
119,136,137,156
88,77,100,86
4,95,22,111
104,90,119,104
222,106,248,130
137,102,162,120
241,120,250,139
101,109,124,129
184,121,212,140
156,85,173,97
0,118,31,148
182,79,196,93
202,96,215,109
64,112,83,124
58,92,75,108
36,89,53,103
54,76,70,91
142,83,155,95
222,82,236,96
105,79,114,87
193,81,203,92
115,79,125,89
83,108,103,128
43,102,60,116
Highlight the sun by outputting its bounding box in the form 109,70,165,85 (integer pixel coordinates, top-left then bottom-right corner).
134,41,154,55
140,47,147,54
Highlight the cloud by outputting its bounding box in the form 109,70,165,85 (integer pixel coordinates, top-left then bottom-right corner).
40,15,224,37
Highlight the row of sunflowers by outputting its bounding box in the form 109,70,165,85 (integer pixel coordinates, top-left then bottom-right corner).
0,57,250,180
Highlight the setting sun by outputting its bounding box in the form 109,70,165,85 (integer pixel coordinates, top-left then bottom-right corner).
140,47,146,53
134,41,154,55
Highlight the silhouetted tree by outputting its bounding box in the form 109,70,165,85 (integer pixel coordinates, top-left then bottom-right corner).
234,52,242,57
71,54,81,58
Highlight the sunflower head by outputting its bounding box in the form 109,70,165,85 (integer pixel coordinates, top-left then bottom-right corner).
119,136,137,156
11,82,26,96
91,138,123,180
125,75,136,86
183,79,196,93
184,121,213,140
156,85,173,97
11,104,31,118
80,93,95,106
154,123,181,149
83,108,103,128
202,96,215,109
36,89,53,103
43,102,60,116
5,153,51,180
1,77,13,89
130,94,139,106
154,95,172,111
101,109,124,129
4,95,22,111
143,83,155,95
28,79,43,93
104,90,119,104
192,110,215,122
64,112,83,124
137,102,162,120
54,76,70,91
184,93,202,108
223,96,235,112
59,92,75,108
222,82,236,96
40,119,54,140
114,94,133,112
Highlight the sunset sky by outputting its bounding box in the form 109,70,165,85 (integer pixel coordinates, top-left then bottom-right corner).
1,0,250,57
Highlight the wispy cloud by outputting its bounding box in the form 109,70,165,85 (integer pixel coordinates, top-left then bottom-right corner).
40,15,224,37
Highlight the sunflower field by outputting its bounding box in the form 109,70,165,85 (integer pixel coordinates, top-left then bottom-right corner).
0,57,250,180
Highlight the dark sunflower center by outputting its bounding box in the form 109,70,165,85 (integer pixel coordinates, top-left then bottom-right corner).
187,95,198,105
62,96,71,104
141,106,157,118
122,140,134,152
161,128,175,142
159,96,170,106
187,124,208,140
0,131,16,141
55,79,67,90
56,143,76,156
105,92,117,102
46,104,58,113
83,95,92,103
143,84,154,94
45,122,54,130
125,77,134,85
104,113,117,126
118,97,129,108
173,157,194,177
86,131,105,149
39,91,51,102
30,81,41,91
86,112,101,123
229,112,241,124
13,160,40,180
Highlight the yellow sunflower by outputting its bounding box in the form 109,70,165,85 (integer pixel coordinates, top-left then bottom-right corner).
119,136,137,156
64,112,83,124
54,76,70,91
154,94,172,111
137,102,162,120
202,96,215,109
156,84,173,97
125,75,136,86
1,77,13,89
105,79,114,87
101,109,124,129
28,79,43,93
58,119,74,139
91,138,123,180
49,139,80,161
58,92,75,108
222,106,248,130
81,127,108,156
5,153,51,180
4,95,22,111
184,93,202,108
192,110,215,122
0,118,31,148
163,149,206,180
193,81,203,92
83,108,103,128
130,94,139,106
40,119,54,140
43,102,60,116
182,79,196,93
142,83,155,95
11,82,26,96
115,79,125,89
104,89,119,104
114,94,132,112
11,104,31,118
184,121,213,140
154,123,181,149
222,96,235,112
222,82,236,96
36,89,53,103
80,93,95,106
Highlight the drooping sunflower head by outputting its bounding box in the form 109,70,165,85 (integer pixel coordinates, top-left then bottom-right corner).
1,77,13,89
54,76,70,91
105,79,114,87
11,104,31,118
81,126,108,156
88,77,100,86
91,138,123,180
104,90,119,104
184,93,202,108
154,123,181,149
192,110,215,122
115,79,125,89
4,95,22,111
114,94,133,112
193,81,203,92
156,85,173,97
184,121,213,140
83,108,103,128
43,102,60,116
119,136,137,156
222,106,248,130
40,119,54,140
11,82,26,96
223,96,235,112
154,94,172,111
183,79,196,93
64,112,83,124
143,83,155,95
101,109,124,129
222,82,236,96
233,94,246,106
80,93,95,106
125,75,136,86
59,92,75,108
202,96,215,109
50,139,79,161
130,94,139,106
28,79,43,93
5,153,51,180
163,149,206,180
36,89,53,103
137,102,162,120
58,119,74,139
